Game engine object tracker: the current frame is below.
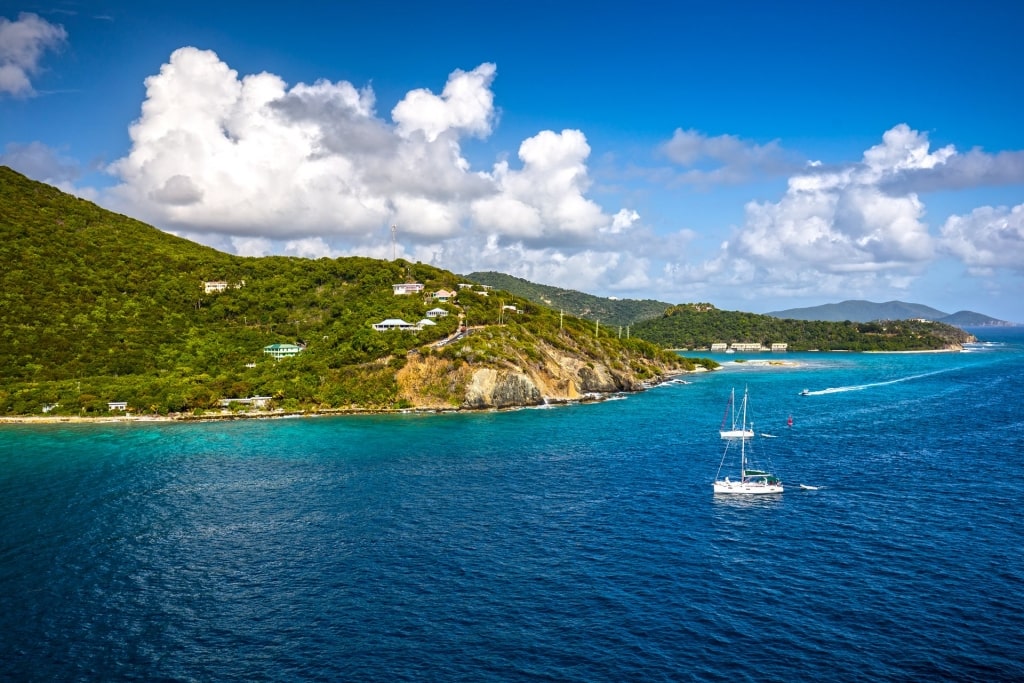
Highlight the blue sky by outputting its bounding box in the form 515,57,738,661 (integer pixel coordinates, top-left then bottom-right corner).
3,1,1023,321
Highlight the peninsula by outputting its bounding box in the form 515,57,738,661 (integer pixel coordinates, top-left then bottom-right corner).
0,167,703,419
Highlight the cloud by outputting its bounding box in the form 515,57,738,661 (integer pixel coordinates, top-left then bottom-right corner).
659,128,800,185
880,148,1024,194
729,125,942,272
392,63,497,142
106,48,637,262
939,203,1024,274
471,129,611,246
0,12,67,96
687,124,954,301
100,50,1023,310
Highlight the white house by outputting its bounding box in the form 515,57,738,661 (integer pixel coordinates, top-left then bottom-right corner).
426,307,449,318
710,343,728,352
107,401,128,411
373,318,418,331
432,289,456,302
417,318,436,327
218,396,272,408
204,281,229,294
204,280,244,294
771,343,788,351
264,343,303,359
392,283,425,295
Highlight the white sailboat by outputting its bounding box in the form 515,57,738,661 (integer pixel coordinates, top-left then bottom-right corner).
713,387,783,495
719,387,754,439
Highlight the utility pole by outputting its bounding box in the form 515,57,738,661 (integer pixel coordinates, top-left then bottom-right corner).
391,224,397,260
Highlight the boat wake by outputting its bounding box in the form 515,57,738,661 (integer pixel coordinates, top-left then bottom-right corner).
800,367,959,396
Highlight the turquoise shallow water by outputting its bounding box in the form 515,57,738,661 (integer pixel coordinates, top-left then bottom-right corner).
2,328,1023,681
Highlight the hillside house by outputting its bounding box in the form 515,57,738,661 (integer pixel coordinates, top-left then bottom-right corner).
263,343,303,359
218,396,272,408
107,401,128,411
417,318,436,327
204,280,244,294
432,289,456,302
373,318,418,331
426,307,449,318
204,281,229,293
392,283,424,296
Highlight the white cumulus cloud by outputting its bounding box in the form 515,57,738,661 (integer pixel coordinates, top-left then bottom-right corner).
106,48,637,271
392,63,497,142
721,124,944,297
939,203,1024,275
471,129,610,245
0,12,66,96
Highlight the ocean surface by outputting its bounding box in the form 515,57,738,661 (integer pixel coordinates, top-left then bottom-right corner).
2,328,1023,682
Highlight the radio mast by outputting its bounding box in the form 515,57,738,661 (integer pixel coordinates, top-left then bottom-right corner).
391,224,397,260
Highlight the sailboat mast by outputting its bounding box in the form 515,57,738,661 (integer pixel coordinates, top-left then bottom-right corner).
740,387,748,479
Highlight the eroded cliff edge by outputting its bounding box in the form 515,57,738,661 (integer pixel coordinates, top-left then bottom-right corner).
395,327,696,410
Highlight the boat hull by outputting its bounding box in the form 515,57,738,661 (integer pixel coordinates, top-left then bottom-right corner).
719,429,754,440
713,479,784,494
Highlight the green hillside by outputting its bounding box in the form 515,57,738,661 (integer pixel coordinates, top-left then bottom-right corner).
0,167,691,416
465,271,670,327
631,303,975,351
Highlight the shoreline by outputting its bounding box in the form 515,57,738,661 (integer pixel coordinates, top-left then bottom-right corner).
0,381,684,426
0,367,703,426
0,396,617,426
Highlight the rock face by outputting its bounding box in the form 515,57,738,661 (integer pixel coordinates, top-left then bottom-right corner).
396,334,678,411
464,369,543,409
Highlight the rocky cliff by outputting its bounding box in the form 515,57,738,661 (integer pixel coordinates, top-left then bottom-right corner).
395,328,689,410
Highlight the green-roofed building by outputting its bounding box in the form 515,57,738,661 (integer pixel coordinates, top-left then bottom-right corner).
263,343,302,359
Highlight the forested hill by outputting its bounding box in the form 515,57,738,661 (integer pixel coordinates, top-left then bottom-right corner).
767,299,1009,326
465,271,670,327
631,303,975,351
0,167,691,416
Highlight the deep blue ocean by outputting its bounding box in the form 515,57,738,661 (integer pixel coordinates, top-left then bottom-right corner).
2,328,1023,682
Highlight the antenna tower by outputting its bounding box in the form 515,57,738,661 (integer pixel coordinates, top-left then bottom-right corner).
391,224,397,260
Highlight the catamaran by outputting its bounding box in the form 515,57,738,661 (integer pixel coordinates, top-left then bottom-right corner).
713,387,783,495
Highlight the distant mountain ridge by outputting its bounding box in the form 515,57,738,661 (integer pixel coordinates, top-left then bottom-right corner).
767,300,1011,326
464,271,670,327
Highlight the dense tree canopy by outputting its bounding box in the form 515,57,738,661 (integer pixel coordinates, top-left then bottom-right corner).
630,304,974,351
0,167,691,416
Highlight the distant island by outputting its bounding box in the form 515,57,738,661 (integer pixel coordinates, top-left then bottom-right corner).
467,273,1010,329
627,304,974,352
767,300,1014,327
460,278,977,352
